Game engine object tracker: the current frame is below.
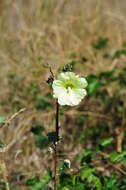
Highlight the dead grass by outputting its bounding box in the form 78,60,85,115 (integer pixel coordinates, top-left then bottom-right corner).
0,0,126,189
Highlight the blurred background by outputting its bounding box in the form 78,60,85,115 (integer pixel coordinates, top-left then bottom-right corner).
0,0,126,189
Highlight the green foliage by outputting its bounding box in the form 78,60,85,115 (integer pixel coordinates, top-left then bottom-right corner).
98,69,116,83
103,175,119,190
25,169,52,190
47,132,57,143
27,81,40,99
77,149,94,164
81,164,102,190
86,75,101,96
110,151,126,163
35,134,48,149
103,52,110,59
31,125,44,135
118,67,126,87
31,124,48,149
31,125,59,149
112,49,126,59
0,182,6,190
0,116,5,124
92,37,108,50
98,137,114,149
34,93,52,110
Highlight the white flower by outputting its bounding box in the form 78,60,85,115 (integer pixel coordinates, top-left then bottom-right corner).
52,72,88,106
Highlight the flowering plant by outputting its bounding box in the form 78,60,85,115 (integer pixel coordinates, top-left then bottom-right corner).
52,72,88,106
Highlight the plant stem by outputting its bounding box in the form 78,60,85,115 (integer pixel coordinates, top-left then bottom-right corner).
54,101,59,190
0,159,9,190
56,101,59,142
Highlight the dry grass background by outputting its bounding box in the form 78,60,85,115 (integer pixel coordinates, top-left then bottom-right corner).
0,0,126,189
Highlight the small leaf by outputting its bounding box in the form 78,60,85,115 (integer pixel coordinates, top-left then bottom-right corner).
31,125,44,135
99,137,113,147
35,134,48,149
0,117,5,124
47,132,57,143
86,75,100,96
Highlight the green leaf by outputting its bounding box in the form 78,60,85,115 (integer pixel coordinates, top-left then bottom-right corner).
103,175,118,190
26,176,40,186
99,137,114,147
112,48,126,59
75,183,85,190
31,125,44,135
26,170,52,190
86,75,100,96
42,169,52,183
77,149,94,164
30,181,46,190
118,67,126,87
110,151,126,163
103,52,110,59
47,132,57,143
81,164,102,190
98,69,116,82
92,37,108,50
35,134,48,149
0,117,5,124
72,176,76,187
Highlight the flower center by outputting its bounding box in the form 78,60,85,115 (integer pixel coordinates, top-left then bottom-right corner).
65,83,74,90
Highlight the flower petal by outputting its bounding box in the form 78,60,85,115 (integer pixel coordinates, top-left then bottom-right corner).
52,80,65,98
68,88,87,106
52,72,88,106
78,77,88,88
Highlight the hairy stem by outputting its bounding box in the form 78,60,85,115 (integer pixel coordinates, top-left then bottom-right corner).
54,101,59,190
